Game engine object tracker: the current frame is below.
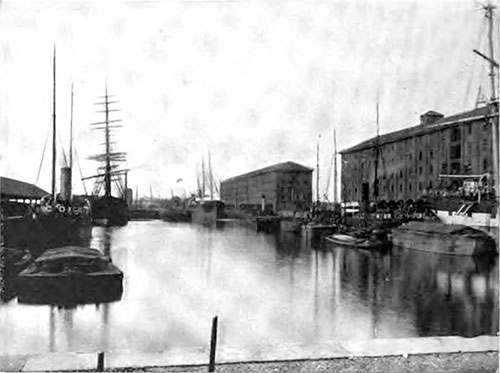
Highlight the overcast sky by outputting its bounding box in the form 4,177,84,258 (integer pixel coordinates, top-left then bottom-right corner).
0,0,497,199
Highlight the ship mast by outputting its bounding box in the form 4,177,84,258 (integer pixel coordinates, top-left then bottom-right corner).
208,150,214,199
202,156,206,198
51,46,57,202
486,4,499,199
374,102,380,202
87,86,127,199
70,83,73,171
69,82,74,200
316,135,320,203
104,85,111,198
333,129,337,204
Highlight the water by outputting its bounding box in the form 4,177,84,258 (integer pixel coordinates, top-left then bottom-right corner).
1,221,498,355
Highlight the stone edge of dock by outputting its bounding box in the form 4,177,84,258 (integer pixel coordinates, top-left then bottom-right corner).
1,336,498,372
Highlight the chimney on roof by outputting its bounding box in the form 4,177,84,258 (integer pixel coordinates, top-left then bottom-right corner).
420,111,444,126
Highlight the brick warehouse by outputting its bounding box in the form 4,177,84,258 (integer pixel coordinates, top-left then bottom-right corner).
340,105,497,203
220,161,313,212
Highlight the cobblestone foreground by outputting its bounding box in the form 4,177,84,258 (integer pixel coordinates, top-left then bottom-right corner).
146,352,498,373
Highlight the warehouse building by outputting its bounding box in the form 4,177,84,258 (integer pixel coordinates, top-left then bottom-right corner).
340,105,496,203
220,161,313,213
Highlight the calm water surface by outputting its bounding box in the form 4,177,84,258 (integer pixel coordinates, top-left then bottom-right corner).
1,220,498,355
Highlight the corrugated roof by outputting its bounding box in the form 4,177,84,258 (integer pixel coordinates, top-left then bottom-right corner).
340,105,492,154
222,161,313,183
1,176,49,199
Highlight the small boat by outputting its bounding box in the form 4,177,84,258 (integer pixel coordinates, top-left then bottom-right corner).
256,215,281,233
159,208,191,223
391,221,497,257
280,219,304,234
325,229,391,252
17,246,123,305
303,223,336,239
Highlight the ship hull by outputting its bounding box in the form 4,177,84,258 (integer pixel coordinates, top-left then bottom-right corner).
191,200,225,227
91,196,129,226
1,214,92,253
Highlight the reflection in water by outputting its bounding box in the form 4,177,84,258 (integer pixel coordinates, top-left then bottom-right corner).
0,221,497,355
49,305,55,352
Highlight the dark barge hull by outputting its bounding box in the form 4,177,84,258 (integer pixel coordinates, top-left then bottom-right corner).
392,221,497,256
17,268,123,305
16,246,123,305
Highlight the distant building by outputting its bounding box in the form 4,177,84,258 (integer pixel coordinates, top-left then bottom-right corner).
0,176,49,219
340,105,496,203
220,161,313,212
1,176,49,202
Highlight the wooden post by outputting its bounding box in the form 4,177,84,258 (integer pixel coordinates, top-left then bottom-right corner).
208,316,218,372
97,351,104,371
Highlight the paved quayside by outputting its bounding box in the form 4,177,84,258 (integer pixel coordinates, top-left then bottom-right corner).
1,336,498,372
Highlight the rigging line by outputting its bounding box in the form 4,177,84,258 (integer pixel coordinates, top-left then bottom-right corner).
57,129,68,167
73,147,88,195
35,119,52,185
464,14,487,109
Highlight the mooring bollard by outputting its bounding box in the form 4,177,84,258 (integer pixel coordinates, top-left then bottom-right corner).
97,351,104,371
208,316,218,372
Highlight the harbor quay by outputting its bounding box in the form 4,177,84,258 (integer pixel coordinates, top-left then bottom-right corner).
1,336,498,372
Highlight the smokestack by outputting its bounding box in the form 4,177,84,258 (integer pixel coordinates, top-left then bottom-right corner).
60,167,72,201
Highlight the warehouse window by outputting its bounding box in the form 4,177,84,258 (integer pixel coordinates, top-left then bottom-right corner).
451,127,461,142
419,151,422,161
450,145,461,159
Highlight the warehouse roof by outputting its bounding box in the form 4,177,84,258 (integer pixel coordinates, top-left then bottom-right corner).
340,105,492,155
1,176,49,199
222,161,313,183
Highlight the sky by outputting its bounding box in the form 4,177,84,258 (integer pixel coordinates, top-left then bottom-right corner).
0,0,497,200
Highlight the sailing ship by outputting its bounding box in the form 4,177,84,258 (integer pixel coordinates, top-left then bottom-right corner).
84,87,129,226
1,48,92,252
428,4,499,233
190,151,226,226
